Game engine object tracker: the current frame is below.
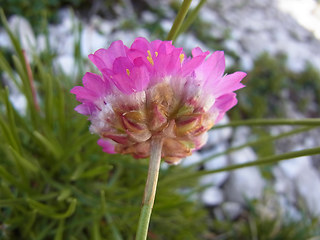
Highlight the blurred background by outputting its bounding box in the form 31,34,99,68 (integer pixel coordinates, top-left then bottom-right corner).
0,0,320,239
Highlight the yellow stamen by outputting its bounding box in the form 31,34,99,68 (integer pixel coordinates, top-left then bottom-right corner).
155,51,158,57
126,69,130,76
147,50,154,65
179,53,185,63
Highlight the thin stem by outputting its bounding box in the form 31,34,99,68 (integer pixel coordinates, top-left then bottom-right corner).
160,146,320,185
178,0,207,35
212,118,320,129
135,137,163,240
166,0,192,42
193,126,316,167
23,50,40,111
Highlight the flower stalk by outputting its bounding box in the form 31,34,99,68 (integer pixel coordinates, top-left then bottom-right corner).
166,0,192,42
135,137,163,240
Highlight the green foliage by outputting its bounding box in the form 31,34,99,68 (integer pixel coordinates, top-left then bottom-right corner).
229,53,320,119
211,200,320,240
0,12,207,240
0,0,88,30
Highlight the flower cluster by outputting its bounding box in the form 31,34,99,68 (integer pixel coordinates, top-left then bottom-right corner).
71,37,246,164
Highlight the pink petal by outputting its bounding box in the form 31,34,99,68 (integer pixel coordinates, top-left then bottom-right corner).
150,39,162,51
204,51,226,82
192,47,209,57
180,54,207,76
213,93,238,123
74,103,95,115
88,40,127,71
70,86,97,102
131,37,150,53
112,57,134,74
97,139,116,154
131,65,150,91
112,73,134,94
82,72,110,96
213,71,246,97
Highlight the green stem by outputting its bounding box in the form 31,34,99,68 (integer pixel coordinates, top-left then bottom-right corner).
161,146,320,185
178,0,207,35
212,118,320,129
135,137,163,240
194,126,316,167
166,0,193,42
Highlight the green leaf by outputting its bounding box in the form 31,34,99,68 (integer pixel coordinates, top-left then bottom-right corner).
79,165,113,179
8,145,39,173
213,118,320,129
54,219,65,240
166,0,193,42
27,198,77,219
33,131,63,159
0,166,29,191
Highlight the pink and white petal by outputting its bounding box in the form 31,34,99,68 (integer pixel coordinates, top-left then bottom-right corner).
74,103,96,115
70,86,98,102
112,73,134,94
150,39,162,52
213,93,238,123
163,48,183,75
130,37,150,54
97,138,116,154
82,72,110,96
89,41,127,71
180,54,207,76
204,51,226,83
112,57,134,74
192,47,209,57
213,71,246,97
193,132,209,150
130,65,150,91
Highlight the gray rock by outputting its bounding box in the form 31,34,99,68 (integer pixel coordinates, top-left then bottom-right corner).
200,144,229,186
8,15,36,58
181,151,203,167
205,115,232,147
201,186,224,206
221,201,242,220
81,25,107,57
224,147,266,204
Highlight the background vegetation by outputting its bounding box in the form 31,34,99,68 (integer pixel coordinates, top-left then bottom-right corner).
1,1,320,239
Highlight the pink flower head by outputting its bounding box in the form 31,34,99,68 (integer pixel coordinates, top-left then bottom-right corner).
71,37,246,164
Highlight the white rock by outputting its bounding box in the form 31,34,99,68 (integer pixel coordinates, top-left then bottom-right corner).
205,115,232,147
225,54,235,69
295,162,320,215
278,195,302,221
81,26,107,56
141,11,157,23
224,39,243,55
278,155,312,180
0,30,11,49
221,202,242,220
181,151,203,167
9,94,27,115
54,55,76,76
160,19,173,33
36,34,47,53
231,126,252,147
200,144,229,186
240,54,254,71
199,8,219,24
201,186,224,206
272,166,296,202
8,15,36,57
224,147,265,203
176,33,209,53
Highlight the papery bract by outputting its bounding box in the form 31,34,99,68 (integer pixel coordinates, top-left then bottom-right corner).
71,37,246,164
